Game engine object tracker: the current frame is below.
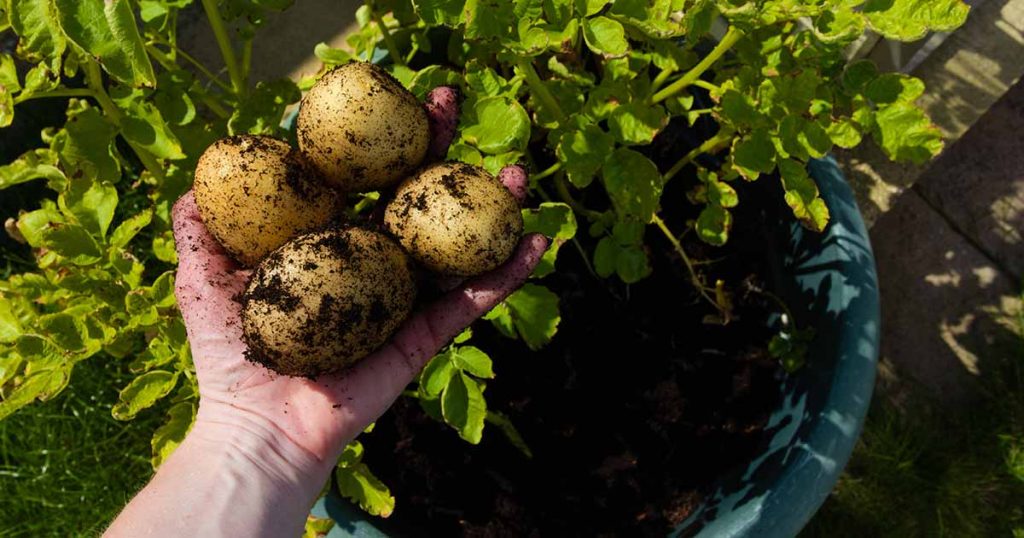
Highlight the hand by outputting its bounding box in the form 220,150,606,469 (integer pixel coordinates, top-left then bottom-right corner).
105,87,546,538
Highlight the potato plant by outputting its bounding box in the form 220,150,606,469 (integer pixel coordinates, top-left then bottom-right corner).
0,0,968,523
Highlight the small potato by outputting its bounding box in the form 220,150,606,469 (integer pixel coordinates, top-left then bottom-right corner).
194,135,340,266
241,227,417,377
384,162,523,276
297,61,430,193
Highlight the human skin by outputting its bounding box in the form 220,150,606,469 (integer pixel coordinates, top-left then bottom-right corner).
105,88,546,537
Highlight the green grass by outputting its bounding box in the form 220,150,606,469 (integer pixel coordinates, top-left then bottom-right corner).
0,359,162,537
805,290,1024,538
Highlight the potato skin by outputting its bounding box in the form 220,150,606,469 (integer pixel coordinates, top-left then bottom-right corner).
193,135,340,266
384,162,523,276
297,62,430,193
241,227,417,377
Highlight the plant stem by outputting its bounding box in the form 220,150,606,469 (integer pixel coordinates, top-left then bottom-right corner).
200,0,246,96
554,172,602,221
650,26,743,105
84,61,165,182
663,130,733,183
531,162,562,182
146,43,233,93
652,214,719,310
516,57,566,124
651,67,675,93
692,79,720,93
241,38,254,87
13,88,94,105
370,4,404,66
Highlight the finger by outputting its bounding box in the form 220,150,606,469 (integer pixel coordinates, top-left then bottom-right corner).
171,192,251,354
498,165,529,204
321,233,548,429
424,86,460,161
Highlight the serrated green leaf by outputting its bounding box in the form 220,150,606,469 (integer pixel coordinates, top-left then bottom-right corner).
59,177,118,239
303,514,335,538
44,223,104,264
462,96,530,154
442,371,487,444
556,124,614,188
865,73,925,105
863,0,969,41
151,401,195,468
37,312,91,352
872,102,944,164
419,352,455,398
313,42,352,65
451,345,494,379
602,148,662,221
228,78,301,136
8,0,66,70
504,283,561,349
111,86,185,159
483,302,517,339
52,104,121,183
719,90,762,128
54,0,156,87
608,0,683,38
778,158,830,232
0,367,72,421
813,7,866,45
842,60,880,93
523,202,577,277
827,118,862,148
112,370,179,420
110,209,154,248
0,297,24,343
0,148,65,190
732,129,776,180
608,102,667,145
463,0,515,40
413,0,466,25
582,16,628,56
336,462,395,517
696,204,732,246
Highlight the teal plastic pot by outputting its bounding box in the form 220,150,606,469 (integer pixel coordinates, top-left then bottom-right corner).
312,156,880,537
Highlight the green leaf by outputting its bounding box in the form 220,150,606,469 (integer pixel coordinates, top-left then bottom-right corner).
462,96,530,154
463,0,515,40
228,78,301,136
826,118,862,149
442,371,487,444
419,352,455,398
451,345,494,379
112,370,179,420
778,159,830,232
813,7,866,45
582,16,628,56
109,85,185,160
696,204,733,246
608,102,667,145
151,401,196,468
152,230,178,263
8,0,66,70
608,0,683,38
578,0,609,16
52,104,121,182
59,177,118,239
110,209,154,248
336,462,395,517
602,148,662,221
872,102,944,164
707,176,738,208
486,410,533,458
0,367,72,421
556,124,614,188
719,90,762,128
522,202,577,277
44,223,104,264
37,312,91,352
0,148,65,191
303,514,336,538
865,73,925,105
842,60,879,94
0,297,23,343
483,303,517,339
54,0,156,87
504,283,561,349
313,42,352,65
732,129,776,180
153,70,197,126
863,0,969,41
413,0,466,25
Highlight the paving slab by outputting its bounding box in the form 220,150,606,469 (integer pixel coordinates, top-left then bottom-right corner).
913,78,1024,278
870,188,1022,402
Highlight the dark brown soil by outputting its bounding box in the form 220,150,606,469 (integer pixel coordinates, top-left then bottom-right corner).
361,116,788,536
